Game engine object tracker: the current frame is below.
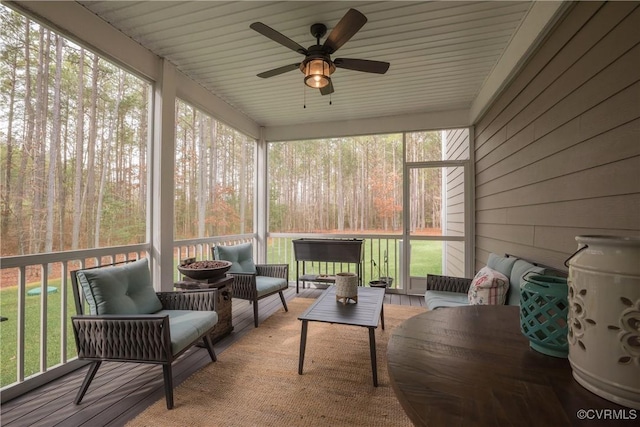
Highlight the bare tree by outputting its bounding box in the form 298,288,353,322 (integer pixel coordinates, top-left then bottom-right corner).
95,70,122,246
197,115,206,237
84,54,99,244
71,48,85,250
1,18,18,244
45,35,63,253
31,28,50,253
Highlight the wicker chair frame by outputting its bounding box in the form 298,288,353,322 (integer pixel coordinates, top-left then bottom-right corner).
70,261,218,409
212,248,289,327
426,273,473,294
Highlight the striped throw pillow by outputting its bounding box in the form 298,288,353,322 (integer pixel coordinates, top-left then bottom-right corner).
468,266,509,305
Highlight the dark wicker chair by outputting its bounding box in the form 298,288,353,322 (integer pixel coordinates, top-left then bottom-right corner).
426,274,473,293
213,244,288,327
70,259,218,409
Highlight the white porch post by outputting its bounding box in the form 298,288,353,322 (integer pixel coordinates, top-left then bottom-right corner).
255,127,268,263
151,59,176,291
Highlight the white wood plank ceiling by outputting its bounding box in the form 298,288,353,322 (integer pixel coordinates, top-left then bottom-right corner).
78,1,541,128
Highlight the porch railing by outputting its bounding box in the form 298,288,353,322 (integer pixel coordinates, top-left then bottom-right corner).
0,244,150,402
0,233,403,401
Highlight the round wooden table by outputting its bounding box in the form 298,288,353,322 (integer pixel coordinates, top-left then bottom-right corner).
387,305,635,426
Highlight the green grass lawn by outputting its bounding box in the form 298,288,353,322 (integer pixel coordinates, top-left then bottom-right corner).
0,238,443,388
408,240,443,277
0,279,77,388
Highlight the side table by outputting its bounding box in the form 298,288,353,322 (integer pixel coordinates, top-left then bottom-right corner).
174,275,234,343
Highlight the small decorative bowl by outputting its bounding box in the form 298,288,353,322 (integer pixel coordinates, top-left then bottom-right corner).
177,260,233,281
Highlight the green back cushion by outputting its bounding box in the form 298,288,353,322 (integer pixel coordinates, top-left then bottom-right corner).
214,243,257,273
76,258,163,315
486,253,517,278
508,260,545,306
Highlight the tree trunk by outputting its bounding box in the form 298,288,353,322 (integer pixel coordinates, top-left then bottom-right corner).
45,35,63,253
208,117,217,235
71,48,85,250
197,116,206,237
85,54,99,245
58,96,69,251
1,30,18,246
95,70,121,246
15,19,32,254
238,133,246,234
31,28,50,254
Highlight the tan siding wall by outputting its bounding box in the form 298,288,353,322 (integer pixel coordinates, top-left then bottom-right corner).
444,128,469,277
473,1,640,271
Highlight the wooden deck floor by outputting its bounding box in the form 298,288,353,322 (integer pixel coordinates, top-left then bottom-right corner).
0,286,425,427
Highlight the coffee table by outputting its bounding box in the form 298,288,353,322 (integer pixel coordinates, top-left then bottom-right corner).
298,286,385,386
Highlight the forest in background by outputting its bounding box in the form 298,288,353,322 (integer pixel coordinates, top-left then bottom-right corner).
1,5,446,258
268,131,442,233
0,7,150,256
0,7,256,256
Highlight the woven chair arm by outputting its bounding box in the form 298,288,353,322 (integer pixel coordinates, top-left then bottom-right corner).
426,274,472,293
156,291,216,311
227,272,257,300
71,315,171,362
256,264,288,280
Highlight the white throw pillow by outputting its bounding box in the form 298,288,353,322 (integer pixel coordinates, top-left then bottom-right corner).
468,266,509,305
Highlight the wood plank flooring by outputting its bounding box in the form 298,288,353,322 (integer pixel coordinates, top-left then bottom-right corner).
0,286,424,427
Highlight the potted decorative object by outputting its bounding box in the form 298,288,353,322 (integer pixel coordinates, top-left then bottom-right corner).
566,235,640,409
177,258,232,281
335,272,358,304
380,250,393,288
519,273,569,358
379,276,393,288
369,252,392,290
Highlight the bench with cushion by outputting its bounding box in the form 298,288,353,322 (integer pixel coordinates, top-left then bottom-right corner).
424,253,546,310
71,258,219,409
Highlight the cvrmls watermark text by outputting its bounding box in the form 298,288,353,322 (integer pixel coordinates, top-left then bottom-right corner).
576,409,637,421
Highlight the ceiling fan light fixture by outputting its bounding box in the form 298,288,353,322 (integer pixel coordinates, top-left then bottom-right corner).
303,58,333,89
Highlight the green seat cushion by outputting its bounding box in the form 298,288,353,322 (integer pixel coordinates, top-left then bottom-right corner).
76,258,163,315
424,290,470,310
256,276,287,298
157,309,218,355
215,243,257,274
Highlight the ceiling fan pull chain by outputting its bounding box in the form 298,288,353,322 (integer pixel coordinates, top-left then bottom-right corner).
303,84,306,108
329,93,332,106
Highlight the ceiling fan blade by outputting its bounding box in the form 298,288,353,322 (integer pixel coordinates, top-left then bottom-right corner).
257,63,300,78
250,22,308,55
320,79,334,96
334,58,390,74
323,9,367,54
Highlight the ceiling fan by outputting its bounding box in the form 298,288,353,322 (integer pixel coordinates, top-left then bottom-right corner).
250,8,390,96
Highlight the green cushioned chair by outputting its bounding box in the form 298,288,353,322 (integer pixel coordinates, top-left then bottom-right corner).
214,243,289,327
70,258,219,410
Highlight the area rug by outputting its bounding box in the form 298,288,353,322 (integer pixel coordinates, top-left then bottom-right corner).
127,298,426,427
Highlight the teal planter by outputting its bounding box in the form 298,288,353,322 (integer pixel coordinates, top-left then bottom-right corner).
520,274,569,358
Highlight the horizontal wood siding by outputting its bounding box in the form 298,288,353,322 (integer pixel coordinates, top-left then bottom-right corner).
473,1,640,270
